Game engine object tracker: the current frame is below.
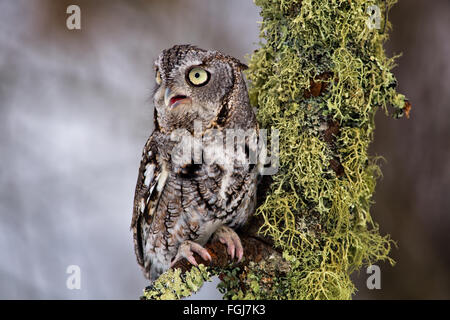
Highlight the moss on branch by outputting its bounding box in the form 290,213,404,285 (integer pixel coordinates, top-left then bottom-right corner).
142,222,288,300
244,0,405,299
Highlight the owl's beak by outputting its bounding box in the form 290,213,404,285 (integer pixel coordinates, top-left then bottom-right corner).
164,87,189,108
164,87,172,107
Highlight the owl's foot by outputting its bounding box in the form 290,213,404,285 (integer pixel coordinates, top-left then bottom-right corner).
170,240,212,267
213,225,243,262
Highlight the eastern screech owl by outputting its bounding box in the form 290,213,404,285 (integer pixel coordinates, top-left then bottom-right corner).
131,45,260,281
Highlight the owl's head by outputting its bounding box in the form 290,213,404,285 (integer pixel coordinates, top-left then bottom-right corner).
152,45,251,133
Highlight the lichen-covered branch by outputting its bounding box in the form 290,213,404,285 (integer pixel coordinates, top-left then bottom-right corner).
245,0,406,299
142,217,289,300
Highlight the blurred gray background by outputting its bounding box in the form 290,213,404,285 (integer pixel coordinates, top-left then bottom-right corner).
0,0,448,299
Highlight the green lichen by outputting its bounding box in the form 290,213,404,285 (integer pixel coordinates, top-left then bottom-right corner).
217,255,290,300
142,264,211,300
245,0,404,299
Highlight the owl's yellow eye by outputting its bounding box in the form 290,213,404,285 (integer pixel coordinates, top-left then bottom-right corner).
187,67,210,87
156,70,162,85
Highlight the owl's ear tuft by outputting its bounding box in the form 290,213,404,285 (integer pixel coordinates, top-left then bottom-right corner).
238,62,249,71
228,56,248,71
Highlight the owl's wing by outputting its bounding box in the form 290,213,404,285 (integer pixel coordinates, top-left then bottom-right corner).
131,135,162,267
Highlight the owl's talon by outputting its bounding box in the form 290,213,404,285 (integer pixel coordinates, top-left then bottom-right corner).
213,225,243,262
170,240,212,268
186,255,198,266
